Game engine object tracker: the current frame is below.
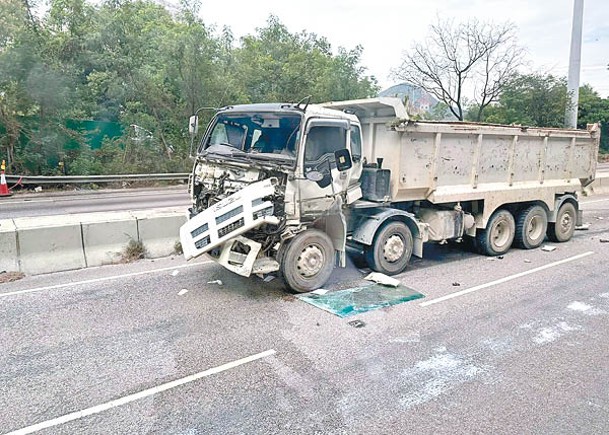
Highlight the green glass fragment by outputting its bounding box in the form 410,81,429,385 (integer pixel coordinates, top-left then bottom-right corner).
297,284,425,318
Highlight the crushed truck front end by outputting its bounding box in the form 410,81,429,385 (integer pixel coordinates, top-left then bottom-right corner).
179,104,303,278
180,177,282,276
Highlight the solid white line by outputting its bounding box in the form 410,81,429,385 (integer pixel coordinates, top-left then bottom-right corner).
420,251,594,307
0,199,53,204
4,349,276,435
0,261,212,298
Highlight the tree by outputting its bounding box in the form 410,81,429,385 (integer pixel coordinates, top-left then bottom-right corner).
578,84,609,152
394,18,525,121
234,16,378,103
477,73,568,127
0,4,379,175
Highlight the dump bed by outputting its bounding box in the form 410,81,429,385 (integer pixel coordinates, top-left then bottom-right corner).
324,98,600,208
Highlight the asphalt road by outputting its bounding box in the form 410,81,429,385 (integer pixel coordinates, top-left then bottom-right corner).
0,186,190,219
1,195,609,434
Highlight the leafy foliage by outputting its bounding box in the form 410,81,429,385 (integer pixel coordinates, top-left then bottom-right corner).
472,73,609,152
0,2,378,175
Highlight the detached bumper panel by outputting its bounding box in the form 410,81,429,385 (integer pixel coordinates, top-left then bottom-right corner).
180,178,280,260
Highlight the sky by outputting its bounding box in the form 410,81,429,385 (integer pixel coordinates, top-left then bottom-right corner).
195,0,609,97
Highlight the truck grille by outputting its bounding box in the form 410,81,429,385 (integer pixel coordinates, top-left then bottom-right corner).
216,206,244,224
217,218,245,238
190,223,209,238
195,235,211,249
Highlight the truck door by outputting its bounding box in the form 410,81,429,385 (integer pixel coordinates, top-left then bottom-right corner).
348,123,364,195
298,119,354,215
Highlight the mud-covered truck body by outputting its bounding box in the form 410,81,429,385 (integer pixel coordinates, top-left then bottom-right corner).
180,97,600,292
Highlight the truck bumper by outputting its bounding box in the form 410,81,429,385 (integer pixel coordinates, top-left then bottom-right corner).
213,235,280,277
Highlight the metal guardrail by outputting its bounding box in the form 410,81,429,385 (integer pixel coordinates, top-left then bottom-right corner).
5,173,189,185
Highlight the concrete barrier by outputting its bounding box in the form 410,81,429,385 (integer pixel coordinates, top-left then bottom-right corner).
2,207,187,275
132,209,187,258
0,219,18,273
14,215,87,275
81,211,138,267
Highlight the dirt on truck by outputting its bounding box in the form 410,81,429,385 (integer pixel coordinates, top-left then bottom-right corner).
179,97,600,292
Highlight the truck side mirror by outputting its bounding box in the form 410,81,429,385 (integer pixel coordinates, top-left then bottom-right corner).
189,115,199,135
335,149,352,172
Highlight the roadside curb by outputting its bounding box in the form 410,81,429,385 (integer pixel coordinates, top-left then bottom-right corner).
0,207,187,275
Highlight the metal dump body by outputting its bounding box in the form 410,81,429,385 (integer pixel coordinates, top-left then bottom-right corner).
324,98,600,223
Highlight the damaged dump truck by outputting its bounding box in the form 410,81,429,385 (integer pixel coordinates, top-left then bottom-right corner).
179,97,600,292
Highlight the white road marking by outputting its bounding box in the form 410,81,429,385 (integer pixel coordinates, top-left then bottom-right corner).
0,199,54,205
4,349,276,435
420,251,595,307
0,261,213,298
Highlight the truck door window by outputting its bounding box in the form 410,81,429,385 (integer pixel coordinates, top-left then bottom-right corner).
304,126,346,169
350,125,362,161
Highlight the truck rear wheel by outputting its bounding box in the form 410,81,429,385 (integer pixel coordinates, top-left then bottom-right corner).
514,205,548,249
547,202,577,242
281,229,335,293
476,209,515,256
365,221,413,275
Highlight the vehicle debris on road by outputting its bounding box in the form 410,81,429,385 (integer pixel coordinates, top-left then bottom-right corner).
348,319,366,328
364,272,400,287
207,279,223,285
178,289,189,296
541,245,557,252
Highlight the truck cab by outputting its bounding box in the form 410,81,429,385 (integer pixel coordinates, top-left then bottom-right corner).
180,101,365,291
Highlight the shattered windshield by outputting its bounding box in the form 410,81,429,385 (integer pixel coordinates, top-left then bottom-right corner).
200,112,301,159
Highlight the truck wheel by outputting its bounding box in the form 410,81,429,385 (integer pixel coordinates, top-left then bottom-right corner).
514,205,548,249
476,209,515,256
365,221,413,275
547,202,577,242
280,229,335,293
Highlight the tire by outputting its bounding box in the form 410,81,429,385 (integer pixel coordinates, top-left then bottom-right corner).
547,202,577,243
365,221,413,275
280,229,335,293
476,209,515,256
514,205,548,249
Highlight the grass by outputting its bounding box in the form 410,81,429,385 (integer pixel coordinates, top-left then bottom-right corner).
122,238,147,263
0,271,25,284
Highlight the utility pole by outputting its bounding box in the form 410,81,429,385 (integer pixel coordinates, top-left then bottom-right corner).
565,0,584,128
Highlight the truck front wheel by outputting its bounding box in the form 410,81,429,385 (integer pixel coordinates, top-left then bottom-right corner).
476,209,515,256
365,221,413,275
281,229,335,293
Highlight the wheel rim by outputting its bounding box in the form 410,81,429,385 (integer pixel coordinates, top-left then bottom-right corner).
559,210,574,235
383,234,405,263
296,244,325,278
528,215,544,241
491,218,511,249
